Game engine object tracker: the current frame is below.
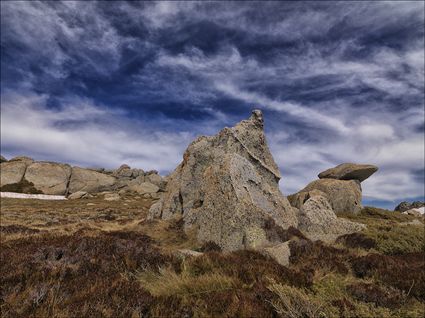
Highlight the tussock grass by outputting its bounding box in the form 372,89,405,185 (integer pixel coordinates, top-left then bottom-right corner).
137,266,238,297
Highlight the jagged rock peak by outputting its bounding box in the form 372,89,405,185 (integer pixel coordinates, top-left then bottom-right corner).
149,109,297,251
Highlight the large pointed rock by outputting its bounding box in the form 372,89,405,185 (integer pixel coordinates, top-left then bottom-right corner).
148,110,297,251
318,163,378,182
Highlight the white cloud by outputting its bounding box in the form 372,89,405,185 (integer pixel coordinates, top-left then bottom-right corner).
0,91,193,173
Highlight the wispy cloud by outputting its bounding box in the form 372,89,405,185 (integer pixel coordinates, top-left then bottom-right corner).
1,1,423,206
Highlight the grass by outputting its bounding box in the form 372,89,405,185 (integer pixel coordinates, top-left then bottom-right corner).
0,200,424,317
137,266,239,297
338,206,425,255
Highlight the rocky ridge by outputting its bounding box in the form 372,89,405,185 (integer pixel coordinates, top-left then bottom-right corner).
0,157,164,199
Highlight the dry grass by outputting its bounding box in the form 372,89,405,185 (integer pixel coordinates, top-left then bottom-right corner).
137,266,239,297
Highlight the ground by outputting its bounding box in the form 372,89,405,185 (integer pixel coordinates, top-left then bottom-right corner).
0,196,424,318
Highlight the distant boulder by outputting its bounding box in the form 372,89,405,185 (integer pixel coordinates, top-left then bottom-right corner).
318,163,378,182
68,167,116,194
0,155,7,163
0,161,28,187
395,201,424,212
24,162,72,195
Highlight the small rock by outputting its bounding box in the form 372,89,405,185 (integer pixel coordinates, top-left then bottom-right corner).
104,193,120,201
86,203,96,206
175,249,203,258
260,241,291,266
68,191,90,199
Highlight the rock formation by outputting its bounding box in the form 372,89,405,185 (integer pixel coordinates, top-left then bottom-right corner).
289,179,362,213
25,162,72,195
394,201,424,212
0,157,163,197
297,195,365,242
146,111,302,251
289,163,378,214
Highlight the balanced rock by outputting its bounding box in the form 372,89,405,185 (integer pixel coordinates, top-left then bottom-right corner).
24,162,72,195
68,167,116,194
0,161,28,187
292,179,362,214
318,163,378,182
297,195,365,242
148,110,297,251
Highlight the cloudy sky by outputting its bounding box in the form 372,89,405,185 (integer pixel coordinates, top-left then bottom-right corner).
1,1,424,208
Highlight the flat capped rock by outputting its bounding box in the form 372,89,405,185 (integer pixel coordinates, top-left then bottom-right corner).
24,162,72,195
148,110,297,251
318,163,378,182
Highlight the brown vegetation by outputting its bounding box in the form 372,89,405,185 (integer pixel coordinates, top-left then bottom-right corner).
0,199,424,317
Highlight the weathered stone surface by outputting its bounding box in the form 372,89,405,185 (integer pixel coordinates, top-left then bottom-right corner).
294,179,362,213
129,182,159,194
146,173,163,187
287,189,327,209
149,110,297,251
68,191,90,199
113,164,132,178
104,193,120,201
318,163,378,182
395,201,424,212
9,156,34,165
260,241,291,266
24,162,72,195
0,161,27,187
0,155,7,163
298,195,365,242
68,167,116,194
402,207,424,217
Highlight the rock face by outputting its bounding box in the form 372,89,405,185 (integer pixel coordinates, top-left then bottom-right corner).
68,167,116,194
318,163,378,182
24,162,72,195
0,161,27,187
149,110,298,251
0,155,7,163
395,201,424,212
293,179,362,214
297,195,365,242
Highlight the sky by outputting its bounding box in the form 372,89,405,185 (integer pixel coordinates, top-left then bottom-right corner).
1,1,424,209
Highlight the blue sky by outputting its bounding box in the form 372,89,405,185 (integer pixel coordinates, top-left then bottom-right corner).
1,1,424,209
